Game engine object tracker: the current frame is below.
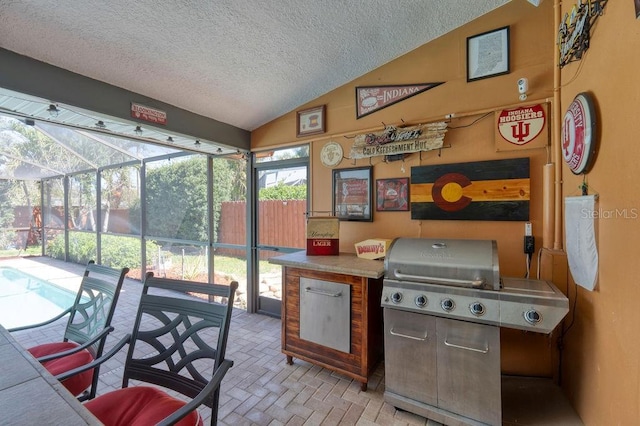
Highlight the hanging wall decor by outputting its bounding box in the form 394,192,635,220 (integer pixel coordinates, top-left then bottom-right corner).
376,178,410,212
410,158,530,221
562,92,598,174
355,83,444,119
320,141,343,168
557,0,608,68
495,103,549,151
297,105,326,137
349,122,448,159
467,26,510,82
333,166,373,222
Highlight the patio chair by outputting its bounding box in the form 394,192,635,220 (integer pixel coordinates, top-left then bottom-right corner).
60,273,238,426
8,260,129,400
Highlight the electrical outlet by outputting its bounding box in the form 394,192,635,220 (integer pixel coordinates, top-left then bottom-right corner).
525,222,532,236
524,236,535,254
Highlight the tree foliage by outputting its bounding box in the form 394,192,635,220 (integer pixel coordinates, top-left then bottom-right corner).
146,156,208,241
145,156,237,242
259,182,307,200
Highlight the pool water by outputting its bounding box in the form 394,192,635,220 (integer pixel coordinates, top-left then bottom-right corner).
0,267,78,329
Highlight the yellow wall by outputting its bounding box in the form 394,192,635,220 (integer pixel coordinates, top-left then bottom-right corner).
558,2,640,425
253,1,640,424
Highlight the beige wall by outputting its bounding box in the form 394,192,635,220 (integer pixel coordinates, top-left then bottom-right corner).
253,1,640,424
558,2,640,425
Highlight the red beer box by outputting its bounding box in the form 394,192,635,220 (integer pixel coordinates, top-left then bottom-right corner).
306,217,339,255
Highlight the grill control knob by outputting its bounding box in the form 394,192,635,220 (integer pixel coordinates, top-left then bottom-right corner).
441,298,455,312
524,309,542,325
470,302,486,316
391,292,403,304
415,295,428,308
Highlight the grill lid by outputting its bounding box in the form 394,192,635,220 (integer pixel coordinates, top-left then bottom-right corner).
384,238,501,290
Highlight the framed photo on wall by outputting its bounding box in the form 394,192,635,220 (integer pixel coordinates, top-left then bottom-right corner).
332,166,373,221
376,178,410,211
296,105,326,137
467,26,510,82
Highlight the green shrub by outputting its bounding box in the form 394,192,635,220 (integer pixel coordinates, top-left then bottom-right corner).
259,182,306,200
46,233,158,269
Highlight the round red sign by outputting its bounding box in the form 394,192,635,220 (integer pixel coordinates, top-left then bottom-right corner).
562,93,597,174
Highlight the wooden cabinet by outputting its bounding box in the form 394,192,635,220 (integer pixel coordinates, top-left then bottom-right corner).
281,266,383,391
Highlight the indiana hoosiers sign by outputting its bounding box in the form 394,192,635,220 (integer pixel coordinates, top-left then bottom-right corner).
562,93,597,174
495,104,548,151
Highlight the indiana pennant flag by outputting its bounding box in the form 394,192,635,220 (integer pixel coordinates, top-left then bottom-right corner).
410,158,530,221
356,83,444,119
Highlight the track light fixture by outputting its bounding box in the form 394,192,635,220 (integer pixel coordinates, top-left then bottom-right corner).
194,140,201,146
166,136,174,142
134,125,143,135
95,120,106,129
47,104,60,118
216,147,222,154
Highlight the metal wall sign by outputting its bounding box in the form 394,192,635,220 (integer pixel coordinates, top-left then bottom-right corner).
495,103,549,151
349,122,448,159
131,102,167,125
562,92,598,174
355,83,444,119
557,0,608,68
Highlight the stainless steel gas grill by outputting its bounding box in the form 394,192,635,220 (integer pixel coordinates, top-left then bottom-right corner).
381,238,569,426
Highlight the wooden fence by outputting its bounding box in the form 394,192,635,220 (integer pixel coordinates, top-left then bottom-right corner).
217,200,307,258
9,201,307,258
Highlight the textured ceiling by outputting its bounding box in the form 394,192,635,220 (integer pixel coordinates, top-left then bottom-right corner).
0,0,509,131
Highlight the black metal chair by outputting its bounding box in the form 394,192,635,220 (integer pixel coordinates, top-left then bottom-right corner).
9,260,129,400
61,273,238,426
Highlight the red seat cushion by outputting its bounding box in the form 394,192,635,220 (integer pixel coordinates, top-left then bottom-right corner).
85,387,202,426
28,341,94,396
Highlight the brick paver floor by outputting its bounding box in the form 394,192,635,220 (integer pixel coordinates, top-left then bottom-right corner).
4,257,435,426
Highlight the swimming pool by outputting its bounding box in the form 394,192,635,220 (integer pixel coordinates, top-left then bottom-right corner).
0,266,79,329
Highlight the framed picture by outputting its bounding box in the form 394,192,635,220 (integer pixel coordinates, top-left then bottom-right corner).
296,105,326,137
636,0,640,19
332,166,373,221
376,178,410,211
467,26,510,82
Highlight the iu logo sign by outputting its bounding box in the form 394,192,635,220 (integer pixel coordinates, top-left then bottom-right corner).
562,93,597,174
497,105,546,145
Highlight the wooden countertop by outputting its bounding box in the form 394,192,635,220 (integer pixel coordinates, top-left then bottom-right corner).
269,250,385,279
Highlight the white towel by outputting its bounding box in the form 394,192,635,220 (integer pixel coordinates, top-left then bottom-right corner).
564,195,599,290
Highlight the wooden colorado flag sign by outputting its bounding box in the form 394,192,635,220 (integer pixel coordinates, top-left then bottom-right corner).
410,158,530,221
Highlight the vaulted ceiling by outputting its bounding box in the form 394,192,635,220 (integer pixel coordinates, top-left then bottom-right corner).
0,0,511,132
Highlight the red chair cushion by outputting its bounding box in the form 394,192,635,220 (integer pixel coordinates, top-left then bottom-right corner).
85,387,202,426
28,342,94,396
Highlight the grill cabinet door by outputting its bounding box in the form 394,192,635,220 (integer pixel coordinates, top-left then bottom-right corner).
299,277,351,353
383,308,437,406
436,317,501,426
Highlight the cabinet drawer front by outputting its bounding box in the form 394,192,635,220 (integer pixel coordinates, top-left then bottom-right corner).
383,308,437,406
436,318,501,425
299,278,351,353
